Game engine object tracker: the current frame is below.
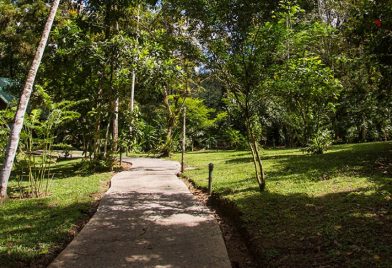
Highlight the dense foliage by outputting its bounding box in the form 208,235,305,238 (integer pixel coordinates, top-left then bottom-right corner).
0,0,391,184
0,1,390,265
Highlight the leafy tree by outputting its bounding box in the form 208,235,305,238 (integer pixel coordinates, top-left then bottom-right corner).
0,0,60,199
181,97,216,149
0,0,52,79
17,86,80,197
273,55,342,146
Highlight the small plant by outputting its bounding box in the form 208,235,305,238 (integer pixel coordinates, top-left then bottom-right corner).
303,129,333,155
79,155,114,172
15,86,80,197
224,128,248,150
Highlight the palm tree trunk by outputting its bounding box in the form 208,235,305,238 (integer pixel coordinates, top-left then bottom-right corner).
0,0,60,199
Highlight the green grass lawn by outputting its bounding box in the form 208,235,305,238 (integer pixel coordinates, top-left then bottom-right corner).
0,159,112,267
174,142,392,267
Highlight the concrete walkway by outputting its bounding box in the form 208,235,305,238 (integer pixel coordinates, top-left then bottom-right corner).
49,158,231,268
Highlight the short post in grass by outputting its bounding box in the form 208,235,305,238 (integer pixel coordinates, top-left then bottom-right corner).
208,163,214,195
119,145,122,166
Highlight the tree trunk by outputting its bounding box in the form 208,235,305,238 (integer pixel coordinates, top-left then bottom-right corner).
130,71,136,112
112,97,119,153
252,139,266,190
93,82,103,159
129,71,136,135
130,4,141,113
181,107,186,173
161,88,177,157
103,119,111,157
246,120,266,191
0,0,60,199
111,18,120,155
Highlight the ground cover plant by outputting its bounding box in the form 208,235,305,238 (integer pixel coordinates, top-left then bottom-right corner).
175,142,392,267
0,159,112,267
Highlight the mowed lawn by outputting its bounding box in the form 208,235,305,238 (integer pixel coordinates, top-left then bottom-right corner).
174,142,392,267
0,160,112,267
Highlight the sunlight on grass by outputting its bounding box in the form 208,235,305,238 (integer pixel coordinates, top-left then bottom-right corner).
173,142,392,267
0,159,112,267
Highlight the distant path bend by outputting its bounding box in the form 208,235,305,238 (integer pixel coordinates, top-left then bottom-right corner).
49,158,231,268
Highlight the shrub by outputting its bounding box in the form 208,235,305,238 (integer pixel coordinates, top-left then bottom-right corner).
303,130,332,154
224,128,248,150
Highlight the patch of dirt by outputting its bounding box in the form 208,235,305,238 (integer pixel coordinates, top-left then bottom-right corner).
120,161,133,171
113,160,133,172
181,176,259,268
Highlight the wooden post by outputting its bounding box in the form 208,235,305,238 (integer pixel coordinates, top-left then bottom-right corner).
119,145,122,166
208,163,214,195
181,107,186,173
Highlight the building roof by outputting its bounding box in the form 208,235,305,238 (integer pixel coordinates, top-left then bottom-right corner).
0,77,16,104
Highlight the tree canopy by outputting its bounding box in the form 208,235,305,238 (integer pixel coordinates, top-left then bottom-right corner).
0,0,391,191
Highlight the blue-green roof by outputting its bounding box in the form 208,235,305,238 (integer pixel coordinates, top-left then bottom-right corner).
0,77,16,104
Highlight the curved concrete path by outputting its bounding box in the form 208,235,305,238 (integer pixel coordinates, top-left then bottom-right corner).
49,158,231,268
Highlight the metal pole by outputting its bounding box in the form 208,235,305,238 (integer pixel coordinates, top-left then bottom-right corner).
181,107,186,173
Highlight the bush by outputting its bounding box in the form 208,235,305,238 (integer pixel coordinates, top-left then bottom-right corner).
224,128,248,150
303,130,332,155
78,154,115,173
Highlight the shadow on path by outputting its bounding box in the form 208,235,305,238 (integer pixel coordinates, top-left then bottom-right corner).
49,158,230,268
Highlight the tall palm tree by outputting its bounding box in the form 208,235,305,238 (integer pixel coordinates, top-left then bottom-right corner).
0,0,61,199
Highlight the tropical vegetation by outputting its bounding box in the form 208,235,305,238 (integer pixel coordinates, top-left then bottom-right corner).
0,0,390,266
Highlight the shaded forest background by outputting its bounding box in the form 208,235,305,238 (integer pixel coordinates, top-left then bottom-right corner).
0,1,391,265
0,0,391,162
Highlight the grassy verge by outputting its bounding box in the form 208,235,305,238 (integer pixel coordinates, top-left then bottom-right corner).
0,159,112,267
174,142,392,267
